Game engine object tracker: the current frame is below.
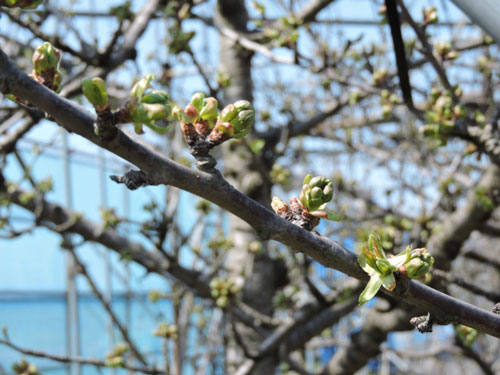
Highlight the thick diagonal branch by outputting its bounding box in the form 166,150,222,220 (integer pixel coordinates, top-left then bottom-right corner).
1,49,500,337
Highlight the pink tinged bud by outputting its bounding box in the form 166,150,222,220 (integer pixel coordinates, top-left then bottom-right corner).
184,103,199,120
215,122,234,136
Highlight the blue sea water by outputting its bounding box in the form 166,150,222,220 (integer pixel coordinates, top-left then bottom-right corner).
0,294,174,375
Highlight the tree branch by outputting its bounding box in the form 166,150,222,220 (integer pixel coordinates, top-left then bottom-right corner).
1,48,500,337
0,338,162,375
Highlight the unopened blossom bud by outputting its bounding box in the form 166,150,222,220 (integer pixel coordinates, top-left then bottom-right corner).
299,174,334,211
220,104,237,122
199,97,218,121
172,105,183,121
184,103,199,120
231,109,254,138
82,77,109,111
141,89,169,104
402,248,434,279
33,42,61,75
190,92,205,113
131,103,169,125
217,100,254,139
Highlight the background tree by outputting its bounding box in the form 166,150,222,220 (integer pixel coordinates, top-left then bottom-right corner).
0,1,500,375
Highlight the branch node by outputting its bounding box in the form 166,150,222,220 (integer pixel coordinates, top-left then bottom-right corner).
194,155,217,172
410,312,433,333
493,302,500,315
110,170,152,190
93,110,118,141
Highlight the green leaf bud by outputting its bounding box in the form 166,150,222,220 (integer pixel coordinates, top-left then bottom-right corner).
82,77,109,111
130,74,155,99
375,258,392,275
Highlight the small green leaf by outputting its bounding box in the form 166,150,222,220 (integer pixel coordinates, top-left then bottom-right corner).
359,274,383,305
381,273,396,291
326,211,344,221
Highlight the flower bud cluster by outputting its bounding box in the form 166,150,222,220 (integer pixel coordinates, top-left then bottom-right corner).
153,322,178,340
105,342,130,368
12,359,40,375
422,86,465,146
398,247,434,279
272,175,342,231
30,42,62,92
125,74,171,134
173,92,254,156
209,276,243,308
299,174,334,212
0,0,43,8
358,234,434,305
